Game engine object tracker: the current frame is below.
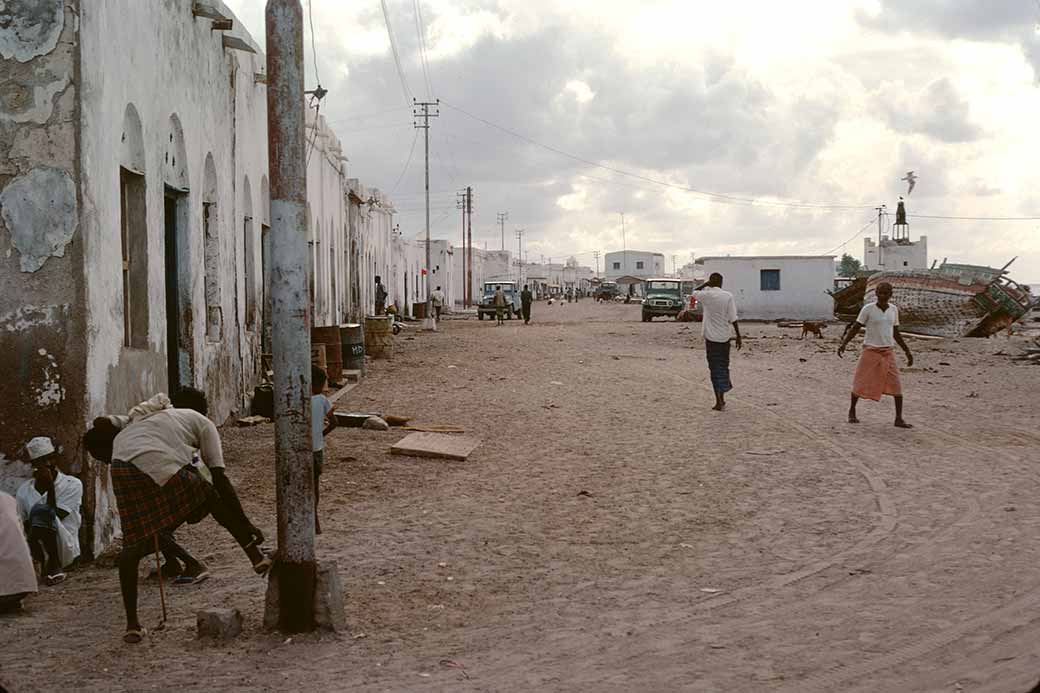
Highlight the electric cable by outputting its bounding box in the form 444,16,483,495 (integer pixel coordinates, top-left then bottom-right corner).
381,0,413,105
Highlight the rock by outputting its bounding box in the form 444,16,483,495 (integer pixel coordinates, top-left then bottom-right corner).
263,560,346,632
197,608,243,640
362,416,390,431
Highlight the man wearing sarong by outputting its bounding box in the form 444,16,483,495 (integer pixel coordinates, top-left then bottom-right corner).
692,273,743,411
0,491,37,613
83,394,270,643
837,282,914,428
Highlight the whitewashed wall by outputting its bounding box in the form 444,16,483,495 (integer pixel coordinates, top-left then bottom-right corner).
698,256,835,320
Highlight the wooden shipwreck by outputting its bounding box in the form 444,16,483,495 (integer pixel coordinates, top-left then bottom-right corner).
830,261,1035,337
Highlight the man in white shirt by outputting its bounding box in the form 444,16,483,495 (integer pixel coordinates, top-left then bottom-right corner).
837,282,914,427
15,436,82,585
431,286,445,321
691,273,743,411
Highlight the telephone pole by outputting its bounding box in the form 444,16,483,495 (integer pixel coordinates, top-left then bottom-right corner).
413,98,439,330
593,251,600,277
265,0,315,633
875,204,887,269
497,211,508,251
672,254,677,276
466,186,473,308
456,189,466,307
620,212,627,274
515,228,524,286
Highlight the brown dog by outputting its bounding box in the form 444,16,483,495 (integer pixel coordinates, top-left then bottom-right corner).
801,321,826,339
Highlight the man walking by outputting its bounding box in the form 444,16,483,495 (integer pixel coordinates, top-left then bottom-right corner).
431,285,445,321
837,282,913,427
374,276,388,316
521,284,533,324
691,273,742,411
493,285,507,325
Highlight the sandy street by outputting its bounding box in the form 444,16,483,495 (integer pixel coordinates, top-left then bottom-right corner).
3,301,1040,691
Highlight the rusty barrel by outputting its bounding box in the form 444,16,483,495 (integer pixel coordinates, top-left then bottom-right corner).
363,315,394,360
312,325,342,383
339,323,364,373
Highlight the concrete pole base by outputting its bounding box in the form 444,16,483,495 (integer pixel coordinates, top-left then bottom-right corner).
421,318,437,331
263,559,346,632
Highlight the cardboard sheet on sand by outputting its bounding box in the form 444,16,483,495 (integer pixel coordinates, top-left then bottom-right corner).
390,432,481,461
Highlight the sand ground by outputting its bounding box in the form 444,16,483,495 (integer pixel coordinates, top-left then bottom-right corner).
3,301,1040,692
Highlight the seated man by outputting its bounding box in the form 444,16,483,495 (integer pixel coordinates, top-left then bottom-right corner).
15,437,83,586
0,491,37,613
83,394,269,643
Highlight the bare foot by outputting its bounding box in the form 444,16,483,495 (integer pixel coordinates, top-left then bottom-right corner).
894,420,913,429
848,416,859,424
712,403,725,411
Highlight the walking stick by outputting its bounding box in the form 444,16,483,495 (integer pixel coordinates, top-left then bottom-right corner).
153,534,168,631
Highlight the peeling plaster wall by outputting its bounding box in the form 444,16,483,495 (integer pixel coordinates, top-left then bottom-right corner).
0,0,87,530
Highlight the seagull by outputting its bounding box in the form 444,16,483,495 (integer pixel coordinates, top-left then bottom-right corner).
901,171,917,195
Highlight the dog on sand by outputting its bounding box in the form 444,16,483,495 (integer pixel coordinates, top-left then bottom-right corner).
801,321,826,339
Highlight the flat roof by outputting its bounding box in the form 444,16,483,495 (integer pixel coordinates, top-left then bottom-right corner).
697,255,835,261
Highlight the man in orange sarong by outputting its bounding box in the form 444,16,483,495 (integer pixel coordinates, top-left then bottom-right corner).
837,282,914,428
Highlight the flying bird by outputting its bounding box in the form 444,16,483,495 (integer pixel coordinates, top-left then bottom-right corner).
901,171,917,195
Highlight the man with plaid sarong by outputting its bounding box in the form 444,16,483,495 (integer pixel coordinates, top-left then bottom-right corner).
838,282,914,428
84,395,270,644
692,273,743,411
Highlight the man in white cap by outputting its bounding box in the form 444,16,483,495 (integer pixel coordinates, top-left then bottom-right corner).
15,437,83,585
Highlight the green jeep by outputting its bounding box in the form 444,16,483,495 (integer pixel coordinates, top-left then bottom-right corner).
641,279,684,322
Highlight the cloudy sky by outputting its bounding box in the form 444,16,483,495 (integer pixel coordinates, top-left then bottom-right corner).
225,0,1040,280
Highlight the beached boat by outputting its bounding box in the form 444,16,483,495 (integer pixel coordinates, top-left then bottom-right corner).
831,261,1035,337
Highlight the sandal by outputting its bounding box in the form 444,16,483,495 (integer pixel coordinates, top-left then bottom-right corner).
174,569,210,585
123,628,147,644
252,556,273,576
44,573,66,586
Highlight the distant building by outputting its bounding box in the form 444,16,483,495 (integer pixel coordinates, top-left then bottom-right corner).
864,234,928,271
604,250,665,281
696,256,836,320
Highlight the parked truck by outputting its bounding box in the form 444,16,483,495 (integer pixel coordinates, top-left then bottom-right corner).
478,280,522,320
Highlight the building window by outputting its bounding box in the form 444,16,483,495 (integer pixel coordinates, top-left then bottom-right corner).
120,167,149,349
635,261,644,270
203,202,222,341
760,269,781,291
612,262,621,270
244,215,257,331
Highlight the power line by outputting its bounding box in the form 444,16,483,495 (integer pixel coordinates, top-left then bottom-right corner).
821,216,878,257
389,129,420,195
380,0,413,105
307,0,321,85
325,106,411,124
439,100,873,212
909,213,1040,221
413,0,434,98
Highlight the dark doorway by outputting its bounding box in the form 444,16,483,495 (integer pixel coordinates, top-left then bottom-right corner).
164,188,188,393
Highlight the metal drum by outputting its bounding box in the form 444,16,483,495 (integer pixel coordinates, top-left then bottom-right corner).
340,323,364,373
363,315,394,360
312,325,342,384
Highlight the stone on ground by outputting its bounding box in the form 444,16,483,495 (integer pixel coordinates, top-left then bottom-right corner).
362,416,390,431
390,432,481,461
197,608,243,640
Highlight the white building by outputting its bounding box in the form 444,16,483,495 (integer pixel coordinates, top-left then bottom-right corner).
864,234,928,271
696,256,836,320
604,250,665,281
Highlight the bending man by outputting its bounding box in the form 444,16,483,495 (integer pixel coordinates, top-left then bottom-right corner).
83,395,270,643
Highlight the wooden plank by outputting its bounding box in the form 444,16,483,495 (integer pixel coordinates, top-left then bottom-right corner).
390,433,481,461
328,380,359,404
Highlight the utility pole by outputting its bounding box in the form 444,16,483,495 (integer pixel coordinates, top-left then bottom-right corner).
414,98,439,330
515,228,524,286
875,204,887,269
456,189,466,307
672,254,677,276
620,212,627,274
265,0,314,633
497,211,508,251
593,251,600,277
466,186,473,308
